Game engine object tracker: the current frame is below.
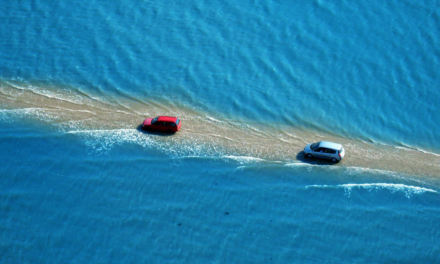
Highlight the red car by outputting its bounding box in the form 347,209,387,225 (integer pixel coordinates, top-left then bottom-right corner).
142,116,181,133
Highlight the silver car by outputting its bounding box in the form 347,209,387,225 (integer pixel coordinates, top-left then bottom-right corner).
304,141,345,163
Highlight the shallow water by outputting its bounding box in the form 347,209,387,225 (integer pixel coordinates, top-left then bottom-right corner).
1,80,439,178
1,0,440,262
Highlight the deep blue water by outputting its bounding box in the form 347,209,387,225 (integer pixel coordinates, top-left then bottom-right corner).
1,0,440,263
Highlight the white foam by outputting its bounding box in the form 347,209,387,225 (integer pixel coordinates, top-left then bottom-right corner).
306,183,437,198
395,146,413,151
8,82,83,105
0,108,63,123
405,146,440,157
67,128,231,158
206,116,224,124
343,166,398,177
370,141,440,158
223,155,265,164
285,162,414,178
67,129,134,134
285,162,320,170
284,163,430,186
67,129,151,154
54,119,96,132
342,166,429,185
4,81,112,110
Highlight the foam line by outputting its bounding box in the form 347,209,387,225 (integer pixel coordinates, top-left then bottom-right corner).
0,108,64,123
223,155,265,164
206,116,225,124
306,183,437,198
397,145,440,157
67,129,135,134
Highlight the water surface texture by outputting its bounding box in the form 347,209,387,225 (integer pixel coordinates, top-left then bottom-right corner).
1,0,440,263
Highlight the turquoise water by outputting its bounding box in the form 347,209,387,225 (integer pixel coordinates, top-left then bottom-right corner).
1,0,440,262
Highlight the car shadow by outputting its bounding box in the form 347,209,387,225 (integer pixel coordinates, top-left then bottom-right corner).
136,125,176,137
296,151,340,165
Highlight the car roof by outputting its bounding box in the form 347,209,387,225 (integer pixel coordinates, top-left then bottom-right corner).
157,116,178,122
319,141,342,150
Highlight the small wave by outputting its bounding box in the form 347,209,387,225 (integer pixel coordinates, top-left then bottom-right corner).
0,108,64,123
206,116,224,124
280,131,307,142
343,166,399,177
67,129,148,154
284,163,426,186
7,82,84,105
3,81,112,112
306,183,437,198
358,138,440,158
223,155,265,164
67,129,134,134
285,162,321,171
285,162,315,167
396,144,440,157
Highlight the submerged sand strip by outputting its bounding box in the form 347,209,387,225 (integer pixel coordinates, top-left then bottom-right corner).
1,81,439,177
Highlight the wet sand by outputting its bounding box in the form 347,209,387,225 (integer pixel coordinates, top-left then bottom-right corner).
1,80,439,178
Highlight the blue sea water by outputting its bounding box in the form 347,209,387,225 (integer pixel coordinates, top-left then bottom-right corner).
1,0,440,263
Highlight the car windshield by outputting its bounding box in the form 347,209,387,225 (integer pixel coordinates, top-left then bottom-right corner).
176,119,180,125
151,117,159,124
310,142,320,151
